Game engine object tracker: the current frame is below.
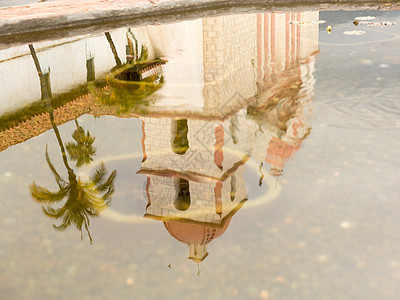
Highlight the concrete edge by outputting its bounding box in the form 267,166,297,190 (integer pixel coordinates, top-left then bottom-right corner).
0,0,399,48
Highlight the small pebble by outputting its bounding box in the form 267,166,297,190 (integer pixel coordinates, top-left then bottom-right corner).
356,261,367,269
297,241,307,248
390,261,398,268
125,277,134,285
247,284,258,297
129,264,138,271
340,221,351,229
318,255,328,262
260,290,269,299
285,218,293,224
42,239,51,246
309,227,322,234
361,59,373,66
5,218,15,224
67,265,77,274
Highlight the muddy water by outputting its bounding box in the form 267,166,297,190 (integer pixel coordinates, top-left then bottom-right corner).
0,10,400,300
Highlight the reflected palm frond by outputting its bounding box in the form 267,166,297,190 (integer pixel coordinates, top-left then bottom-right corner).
31,147,116,244
66,120,96,168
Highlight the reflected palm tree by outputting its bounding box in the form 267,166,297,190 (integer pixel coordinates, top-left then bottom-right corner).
29,44,116,244
31,149,116,244
65,119,96,168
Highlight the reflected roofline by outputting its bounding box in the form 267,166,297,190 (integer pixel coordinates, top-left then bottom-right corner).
137,155,249,183
143,198,247,228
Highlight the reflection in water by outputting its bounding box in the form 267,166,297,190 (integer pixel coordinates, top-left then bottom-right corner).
105,32,122,68
100,30,166,113
172,119,189,155
101,58,165,113
65,119,96,168
28,44,117,244
2,11,317,262
174,178,191,211
17,11,318,259
30,153,116,244
2,9,400,299
133,11,317,263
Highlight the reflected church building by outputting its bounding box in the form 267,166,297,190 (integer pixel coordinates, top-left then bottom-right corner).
0,10,318,258
132,11,318,262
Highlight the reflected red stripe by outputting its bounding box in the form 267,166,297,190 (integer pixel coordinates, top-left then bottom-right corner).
214,181,223,216
257,14,263,83
296,12,301,59
264,13,270,80
291,12,296,65
285,13,290,69
214,125,224,170
270,13,276,75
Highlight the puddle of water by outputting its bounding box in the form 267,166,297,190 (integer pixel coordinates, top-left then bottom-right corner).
1,9,400,300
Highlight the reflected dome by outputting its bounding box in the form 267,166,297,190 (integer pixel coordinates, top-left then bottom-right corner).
164,218,231,262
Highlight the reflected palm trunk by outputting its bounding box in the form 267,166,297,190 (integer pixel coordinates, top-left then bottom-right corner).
105,32,122,67
29,44,71,174
29,44,52,100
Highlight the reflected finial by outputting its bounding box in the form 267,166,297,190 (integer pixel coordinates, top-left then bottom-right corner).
197,263,201,276
268,168,282,189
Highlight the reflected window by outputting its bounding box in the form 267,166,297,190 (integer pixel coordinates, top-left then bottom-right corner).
172,119,189,155
174,178,191,211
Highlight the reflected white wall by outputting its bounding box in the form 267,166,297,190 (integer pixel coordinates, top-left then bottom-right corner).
0,29,126,115
146,20,205,109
